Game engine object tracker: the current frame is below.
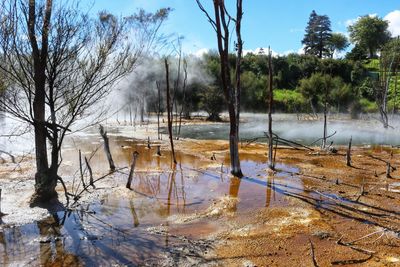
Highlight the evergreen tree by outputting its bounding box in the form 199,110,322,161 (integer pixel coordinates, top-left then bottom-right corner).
302,10,332,58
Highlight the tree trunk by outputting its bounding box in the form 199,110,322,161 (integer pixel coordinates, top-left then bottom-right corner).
30,0,58,206
99,125,116,171
267,48,274,169
322,85,328,149
126,151,139,189
165,59,177,164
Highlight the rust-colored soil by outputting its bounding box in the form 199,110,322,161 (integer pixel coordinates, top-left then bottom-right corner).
179,140,400,266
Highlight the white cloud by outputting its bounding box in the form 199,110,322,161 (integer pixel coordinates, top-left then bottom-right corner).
345,13,378,27
385,10,400,37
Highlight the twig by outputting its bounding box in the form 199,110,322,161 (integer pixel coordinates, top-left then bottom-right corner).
71,167,128,206
309,131,337,146
309,239,319,267
341,229,387,245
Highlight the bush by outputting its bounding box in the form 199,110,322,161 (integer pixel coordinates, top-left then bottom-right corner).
273,89,307,113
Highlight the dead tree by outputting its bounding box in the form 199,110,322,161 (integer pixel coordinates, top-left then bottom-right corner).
165,59,177,164
376,38,400,128
126,151,139,189
99,125,116,172
156,81,162,140
386,162,392,178
322,83,329,149
84,156,94,188
346,137,352,167
177,59,188,140
196,0,243,177
267,48,274,169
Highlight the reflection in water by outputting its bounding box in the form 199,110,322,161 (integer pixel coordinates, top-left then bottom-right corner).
228,177,241,212
129,200,140,227
1,129,303,265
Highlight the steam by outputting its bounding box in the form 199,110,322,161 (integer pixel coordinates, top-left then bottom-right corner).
107,55,213,122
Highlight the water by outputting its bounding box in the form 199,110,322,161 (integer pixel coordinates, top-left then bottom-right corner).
0,133,300,266
175,113,400,146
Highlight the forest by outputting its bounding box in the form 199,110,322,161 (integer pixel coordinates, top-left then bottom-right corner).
1,1,400,266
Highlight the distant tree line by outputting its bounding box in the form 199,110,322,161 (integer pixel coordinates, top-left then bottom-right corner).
134,10,399,123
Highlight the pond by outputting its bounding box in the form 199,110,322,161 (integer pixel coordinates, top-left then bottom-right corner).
0,132,301,266
173,113,400,146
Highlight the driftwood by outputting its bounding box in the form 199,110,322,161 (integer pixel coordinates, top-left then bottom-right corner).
126,151,139,189
99,125,116,171
346,137,352,167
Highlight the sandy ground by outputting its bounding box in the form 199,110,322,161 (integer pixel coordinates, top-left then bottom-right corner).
1,118,400,266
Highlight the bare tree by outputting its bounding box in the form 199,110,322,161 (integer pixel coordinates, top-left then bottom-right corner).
376,37,400,128
196,0,243,177
267,48,274,169
165,58,177,164
0,0,170,205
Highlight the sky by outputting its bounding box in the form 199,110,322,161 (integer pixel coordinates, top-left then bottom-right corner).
91,0,400,56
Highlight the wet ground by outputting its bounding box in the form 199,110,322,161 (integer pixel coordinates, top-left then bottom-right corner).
1,119,400,266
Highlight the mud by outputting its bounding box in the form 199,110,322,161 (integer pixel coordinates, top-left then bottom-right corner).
0,120,400,266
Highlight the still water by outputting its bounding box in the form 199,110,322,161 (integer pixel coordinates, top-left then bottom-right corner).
0,132,299,266
175,113,400,146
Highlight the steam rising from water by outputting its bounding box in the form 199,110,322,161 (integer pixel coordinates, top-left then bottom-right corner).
177,113,400,146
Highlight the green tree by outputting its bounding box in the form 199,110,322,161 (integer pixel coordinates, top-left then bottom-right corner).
199,85,224,121
327,33,349,58
345,44,368,61
348,15,391,58
302,10,332,58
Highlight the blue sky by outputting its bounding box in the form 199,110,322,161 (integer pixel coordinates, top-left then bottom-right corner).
92,0,400,55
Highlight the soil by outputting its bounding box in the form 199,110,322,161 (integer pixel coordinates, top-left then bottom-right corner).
1,119,400,266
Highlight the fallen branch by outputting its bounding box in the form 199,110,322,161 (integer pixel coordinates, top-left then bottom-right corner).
367,155,396,171
341,229,387,245
309,131,337,146
331,255,373,265
309,239,319,267
71,167,128,207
